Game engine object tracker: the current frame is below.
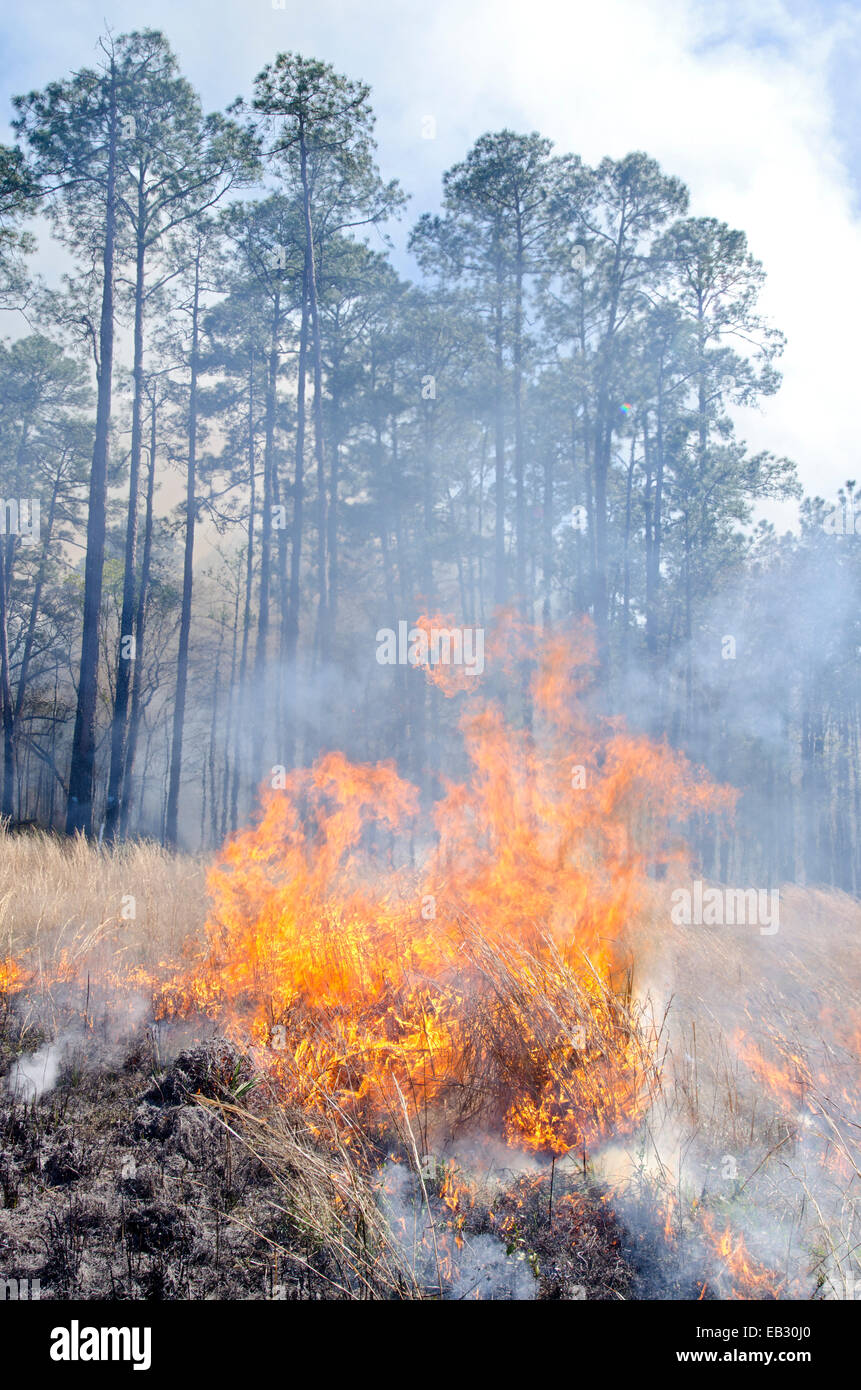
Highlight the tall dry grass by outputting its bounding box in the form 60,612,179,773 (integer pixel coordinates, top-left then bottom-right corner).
2,823,860,1297
0,823,208,984
604,881,861,1297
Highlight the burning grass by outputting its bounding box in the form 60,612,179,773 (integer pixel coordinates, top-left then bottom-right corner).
0,622,860,1298
153,621,722,1167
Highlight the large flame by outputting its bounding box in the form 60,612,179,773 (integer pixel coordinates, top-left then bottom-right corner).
12,618,820,1297
158,618,731,1160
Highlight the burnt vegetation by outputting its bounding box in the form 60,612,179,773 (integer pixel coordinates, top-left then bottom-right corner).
0,26,858,1305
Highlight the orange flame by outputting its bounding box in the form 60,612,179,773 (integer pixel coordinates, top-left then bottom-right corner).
154,617,731,1158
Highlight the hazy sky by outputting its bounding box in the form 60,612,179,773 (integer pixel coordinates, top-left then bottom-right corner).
2,0,860,517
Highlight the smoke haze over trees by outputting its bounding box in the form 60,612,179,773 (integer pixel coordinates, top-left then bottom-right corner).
0,27,857,891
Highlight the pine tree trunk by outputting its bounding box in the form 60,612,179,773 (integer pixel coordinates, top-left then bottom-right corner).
493,263,506,609
121,389,157,837
105,210,146,841
0,537,15,817
165,245,202,847
299,125,328,662
66,60,118,837
251,291,280,787
229,354,256,831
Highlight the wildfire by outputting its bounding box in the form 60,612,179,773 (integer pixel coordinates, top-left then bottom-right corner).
700,1214,782,1299
154,617,730,1160
731,1030,810,1114
0,958,25,994
11,617,819,1299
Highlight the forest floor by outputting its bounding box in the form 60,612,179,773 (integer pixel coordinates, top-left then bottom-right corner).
0,827,859,1300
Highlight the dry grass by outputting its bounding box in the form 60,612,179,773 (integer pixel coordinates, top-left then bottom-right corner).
0,823,208,981
604,881,861,1298
1,827,860,1299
